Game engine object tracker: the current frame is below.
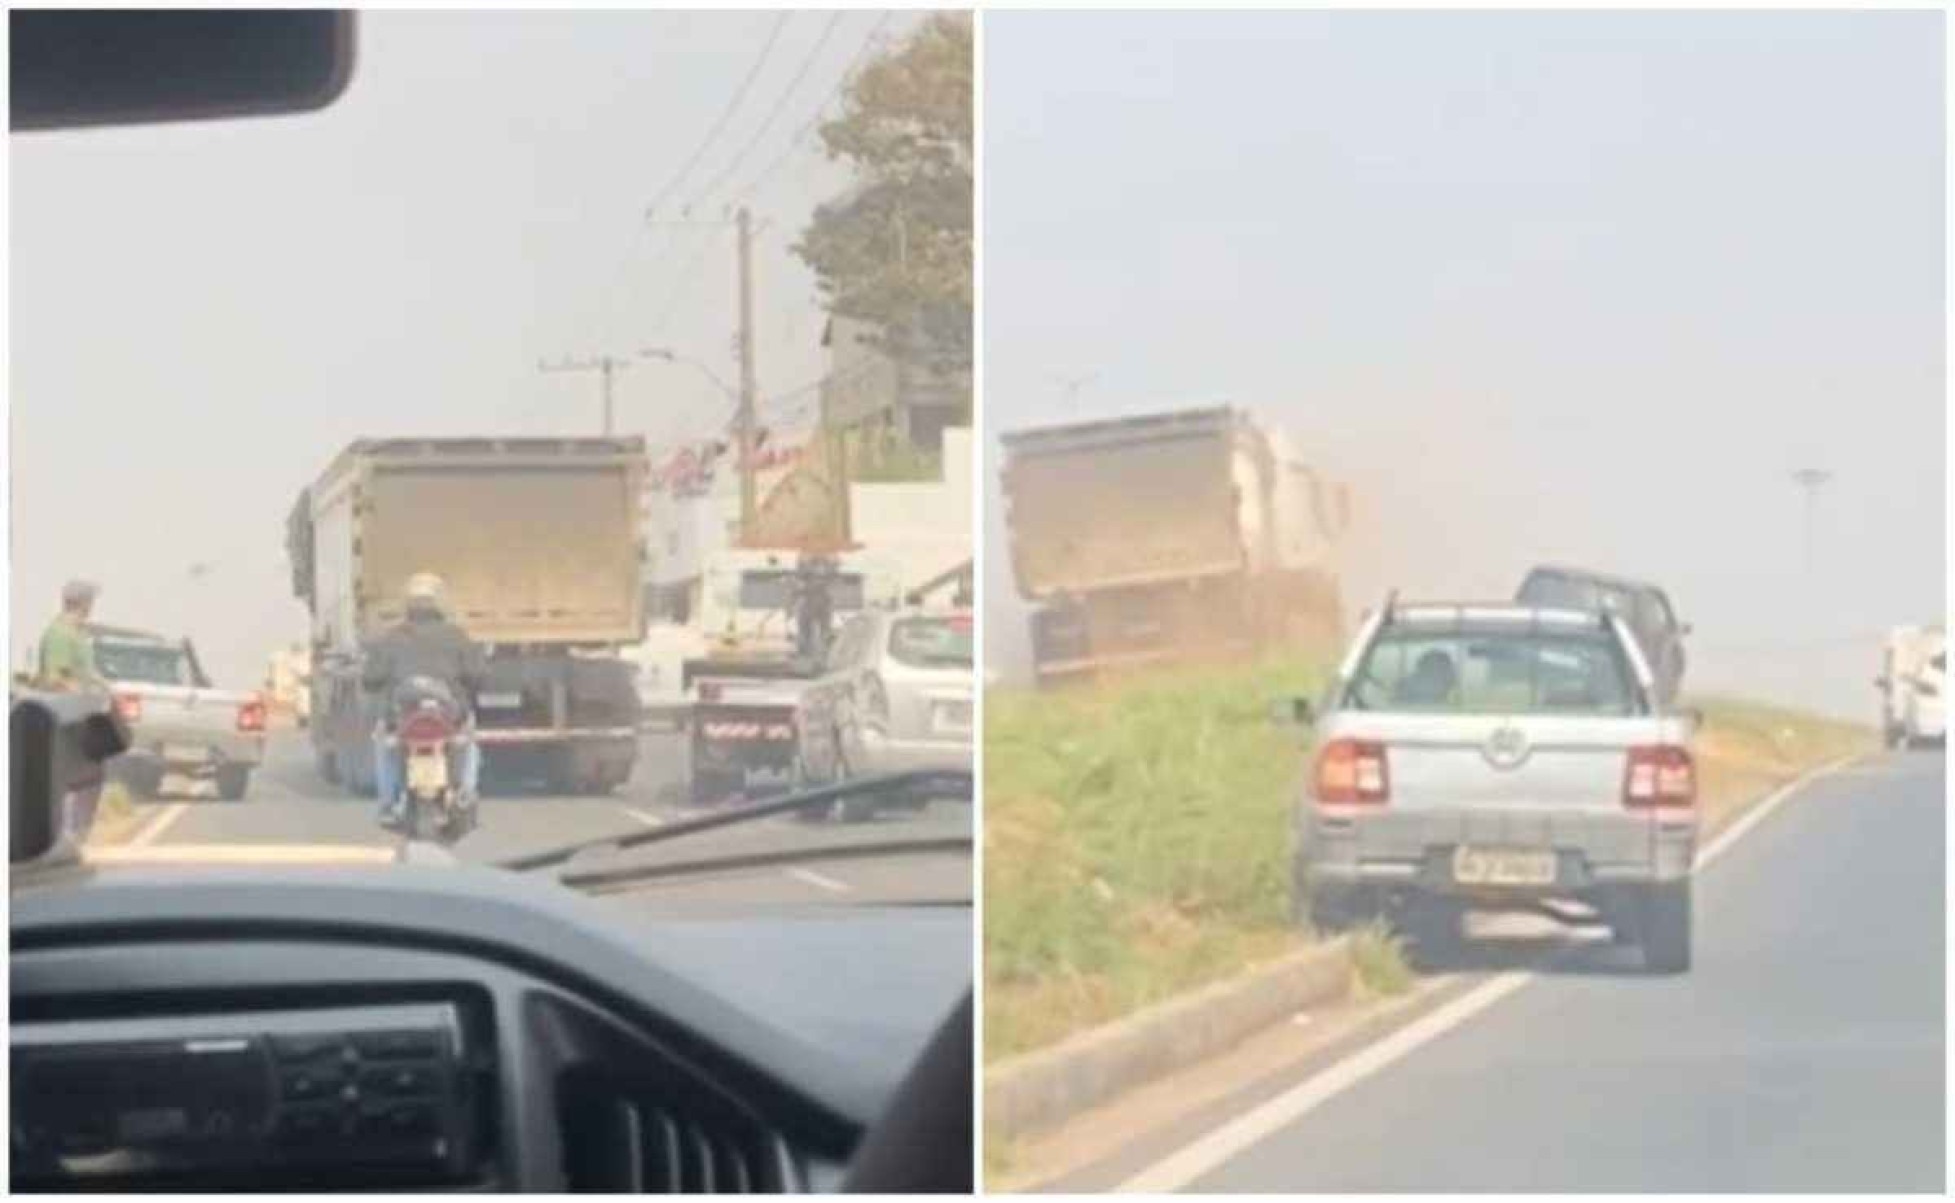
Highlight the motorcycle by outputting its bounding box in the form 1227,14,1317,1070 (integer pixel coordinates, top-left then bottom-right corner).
382,677,475,843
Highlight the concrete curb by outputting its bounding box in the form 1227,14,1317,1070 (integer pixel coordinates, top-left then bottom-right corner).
985,938,1352,1143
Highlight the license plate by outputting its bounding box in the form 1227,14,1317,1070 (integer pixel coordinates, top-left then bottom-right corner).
477,692,523,710
407,755,448,792
932,700,972,732
164,743,212,764
1452,846,1557,887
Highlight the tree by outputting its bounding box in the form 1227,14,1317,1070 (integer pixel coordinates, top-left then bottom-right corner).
794,14,972,378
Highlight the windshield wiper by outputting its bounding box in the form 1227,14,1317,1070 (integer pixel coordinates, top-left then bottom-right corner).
556,834,973,896
494,769,973,874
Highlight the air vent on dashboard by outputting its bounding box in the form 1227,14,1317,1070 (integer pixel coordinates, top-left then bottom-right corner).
558,1070,794,1193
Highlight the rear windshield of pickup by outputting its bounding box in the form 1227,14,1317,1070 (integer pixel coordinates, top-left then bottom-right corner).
1348,627,1641,716
97,642,198,687
888,616,974,669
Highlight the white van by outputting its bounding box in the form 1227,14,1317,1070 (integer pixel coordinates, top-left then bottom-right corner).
1878,625,1945,749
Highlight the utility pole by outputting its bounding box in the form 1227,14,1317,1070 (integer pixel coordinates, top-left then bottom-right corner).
539,354,631,436
735,206,758,546
640,209,763,540
1790,467,1833,572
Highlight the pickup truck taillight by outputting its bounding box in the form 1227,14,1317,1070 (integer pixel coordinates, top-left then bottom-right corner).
1314,738,1389,805
1624,745,1694,809
237,697,267,733
113,692,143,724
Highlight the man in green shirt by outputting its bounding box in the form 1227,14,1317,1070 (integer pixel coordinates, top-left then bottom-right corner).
38,580,102,692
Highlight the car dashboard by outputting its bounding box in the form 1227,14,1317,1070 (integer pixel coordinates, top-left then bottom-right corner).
11,864,962,1192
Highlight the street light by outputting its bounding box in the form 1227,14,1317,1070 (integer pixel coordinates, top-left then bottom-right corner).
1790,467,1833,571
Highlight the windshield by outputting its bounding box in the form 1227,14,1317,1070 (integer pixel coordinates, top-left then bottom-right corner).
888,616,974,668
95,642,195,687
739,569,867,613
1348,627,1639,715
16,9,974,909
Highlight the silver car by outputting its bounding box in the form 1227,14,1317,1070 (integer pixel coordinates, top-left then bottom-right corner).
794,607,974,820
1292,599,1698,973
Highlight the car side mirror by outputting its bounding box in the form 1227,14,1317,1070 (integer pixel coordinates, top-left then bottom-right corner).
11,691,129,864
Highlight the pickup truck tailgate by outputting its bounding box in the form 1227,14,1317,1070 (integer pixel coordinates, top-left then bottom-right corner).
1335,712,1674,813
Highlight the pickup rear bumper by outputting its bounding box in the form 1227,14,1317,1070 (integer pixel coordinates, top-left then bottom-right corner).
1298,805,1698,900
122,731,266,773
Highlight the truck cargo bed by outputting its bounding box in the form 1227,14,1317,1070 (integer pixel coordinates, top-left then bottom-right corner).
298,437,647,648
1001,407,1247,598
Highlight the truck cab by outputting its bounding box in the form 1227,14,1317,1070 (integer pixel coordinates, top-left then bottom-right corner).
1879,624,1946,749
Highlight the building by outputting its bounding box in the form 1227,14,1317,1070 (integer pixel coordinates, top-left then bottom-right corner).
820,314,970,461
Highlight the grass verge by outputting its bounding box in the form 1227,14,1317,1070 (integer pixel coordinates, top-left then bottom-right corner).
984,658,1874,1066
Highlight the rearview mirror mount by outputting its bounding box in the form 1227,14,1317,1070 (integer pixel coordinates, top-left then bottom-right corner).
11,10,356,131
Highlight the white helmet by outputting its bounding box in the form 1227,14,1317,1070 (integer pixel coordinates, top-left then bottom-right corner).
404,572,446,613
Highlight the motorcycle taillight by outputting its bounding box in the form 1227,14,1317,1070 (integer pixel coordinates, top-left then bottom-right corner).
399,711,454,744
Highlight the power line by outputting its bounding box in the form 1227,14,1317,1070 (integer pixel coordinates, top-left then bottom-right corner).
632,10,885,336
643,232,724,341
642,12,792,223
683,11,848,211
725,12,896,206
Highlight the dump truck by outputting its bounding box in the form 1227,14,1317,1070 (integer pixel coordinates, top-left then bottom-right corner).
288,437,648,795
1000,405,1350,686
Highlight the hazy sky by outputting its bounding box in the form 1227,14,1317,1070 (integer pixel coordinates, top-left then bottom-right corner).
983,10,1944,719
12,10,916,686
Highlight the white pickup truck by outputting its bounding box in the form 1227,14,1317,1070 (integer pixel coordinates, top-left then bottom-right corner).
93,626,267,800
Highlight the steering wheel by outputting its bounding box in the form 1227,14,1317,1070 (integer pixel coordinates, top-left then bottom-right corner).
839,990,973,1194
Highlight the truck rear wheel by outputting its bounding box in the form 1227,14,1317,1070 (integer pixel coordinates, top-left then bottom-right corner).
691,767,743,805
121,761,166,801
216,765,252,802
1639,880,1692,974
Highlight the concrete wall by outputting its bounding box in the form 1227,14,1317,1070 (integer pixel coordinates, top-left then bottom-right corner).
851,427,974,595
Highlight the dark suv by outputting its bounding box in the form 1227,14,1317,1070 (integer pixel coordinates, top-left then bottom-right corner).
1516,566,1688,703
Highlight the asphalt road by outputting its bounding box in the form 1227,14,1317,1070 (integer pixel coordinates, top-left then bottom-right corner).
102,729,973,910
1082,749,1946,1193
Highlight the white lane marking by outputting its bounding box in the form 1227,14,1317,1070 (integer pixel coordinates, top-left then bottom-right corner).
785,867,850,893
1696,752,1864,871
1119,970,1536,1193
621,808,665,828
1117,752,1865,1193
89,843,395,865
127,803,190,848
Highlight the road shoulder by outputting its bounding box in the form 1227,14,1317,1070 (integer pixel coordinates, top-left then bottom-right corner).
988,750,1868,1192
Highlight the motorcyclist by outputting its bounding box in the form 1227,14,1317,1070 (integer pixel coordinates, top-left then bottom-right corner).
362,572,487,826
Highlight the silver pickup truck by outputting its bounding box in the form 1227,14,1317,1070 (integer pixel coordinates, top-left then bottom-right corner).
93,626,266,800
1292,599,1698,973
